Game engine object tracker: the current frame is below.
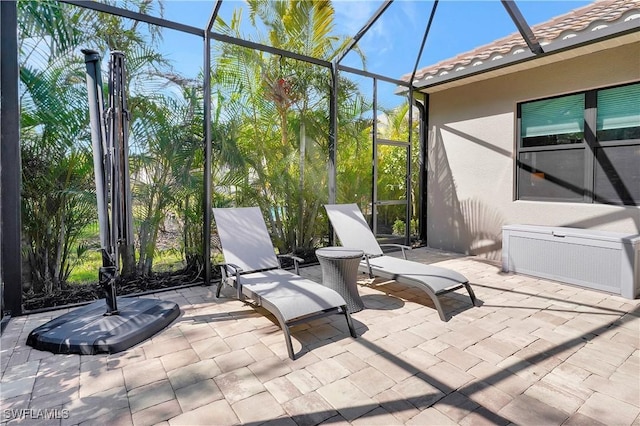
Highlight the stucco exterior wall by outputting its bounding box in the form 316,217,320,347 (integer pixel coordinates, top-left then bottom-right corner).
426,41,640,260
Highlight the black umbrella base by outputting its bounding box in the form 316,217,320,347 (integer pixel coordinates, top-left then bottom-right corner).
26,297,180,355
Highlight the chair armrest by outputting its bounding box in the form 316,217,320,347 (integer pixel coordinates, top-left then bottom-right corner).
218,262,243,276
363,253,375,278
379,243,411,260
217,263,243,299
278,254,303,274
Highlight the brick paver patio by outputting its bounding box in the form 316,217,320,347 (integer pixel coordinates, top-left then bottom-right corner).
1,248,639,425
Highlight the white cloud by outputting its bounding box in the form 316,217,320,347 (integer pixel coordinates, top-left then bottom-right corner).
397,0,423,30
333,0,381,35
334,0,395,57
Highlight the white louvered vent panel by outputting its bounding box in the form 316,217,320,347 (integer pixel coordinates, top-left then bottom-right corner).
509,236,621,293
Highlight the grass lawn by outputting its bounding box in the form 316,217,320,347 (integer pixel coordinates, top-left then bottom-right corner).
69,248,186,284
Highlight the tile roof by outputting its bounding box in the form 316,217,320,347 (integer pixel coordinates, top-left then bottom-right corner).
404,0,640,85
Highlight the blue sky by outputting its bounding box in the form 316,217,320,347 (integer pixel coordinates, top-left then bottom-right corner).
335,1,593,77
157,0,593,106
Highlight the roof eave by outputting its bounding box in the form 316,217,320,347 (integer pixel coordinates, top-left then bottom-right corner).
408,18,640,94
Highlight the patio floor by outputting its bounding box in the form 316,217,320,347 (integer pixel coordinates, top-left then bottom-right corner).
1,248,639,426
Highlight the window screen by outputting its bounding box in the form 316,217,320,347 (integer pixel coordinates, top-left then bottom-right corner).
594,145,640,205
518,150,585,201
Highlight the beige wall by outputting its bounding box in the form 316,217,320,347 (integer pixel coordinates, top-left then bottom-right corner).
426,42,640,260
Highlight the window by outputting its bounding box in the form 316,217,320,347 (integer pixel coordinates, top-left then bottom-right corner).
517,82,640,206
521,94,584,147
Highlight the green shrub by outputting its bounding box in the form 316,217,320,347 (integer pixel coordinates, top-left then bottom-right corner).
392,218,418,236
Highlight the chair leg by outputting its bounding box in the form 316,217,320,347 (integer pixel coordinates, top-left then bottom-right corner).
431,295,449,322
364,256,374,279
215,279,224,298
420,286,449,322
343,306,357,338
271,314,296,360
465,283,478,306
281,324,296,360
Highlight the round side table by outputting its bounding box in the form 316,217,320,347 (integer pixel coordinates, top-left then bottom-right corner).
315,247,365,313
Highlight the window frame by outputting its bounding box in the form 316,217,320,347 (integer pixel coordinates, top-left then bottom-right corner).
516,81,640,206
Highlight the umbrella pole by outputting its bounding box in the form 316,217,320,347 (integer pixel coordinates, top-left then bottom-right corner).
83,49,118,315
110,51,136,277
27,51,180,355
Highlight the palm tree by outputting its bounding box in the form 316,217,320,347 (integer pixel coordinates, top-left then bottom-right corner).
336,79,374,208
129,82,219,276
213,0,367,253
18,1,99,294
18,0,199,289
249,0,367,249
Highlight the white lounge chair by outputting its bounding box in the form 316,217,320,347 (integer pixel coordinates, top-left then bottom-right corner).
325,203,478,321
212,206,357,359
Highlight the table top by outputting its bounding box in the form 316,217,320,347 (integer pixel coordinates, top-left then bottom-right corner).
316,247,363,259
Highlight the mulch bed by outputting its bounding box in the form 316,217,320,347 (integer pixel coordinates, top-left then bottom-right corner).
22,269,209,312
22,249,319,312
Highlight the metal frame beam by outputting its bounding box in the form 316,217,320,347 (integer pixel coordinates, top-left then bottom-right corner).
407,1,438,247
208,0,223,27
410,0,439,87
61,0,204,36
202,4,221,287
501,0,544,55
337,64,408,87
371,78,379,234
1,0,23,316
208,31,331,68
328,62,339,208
414,96,429,243
327,61,339,246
